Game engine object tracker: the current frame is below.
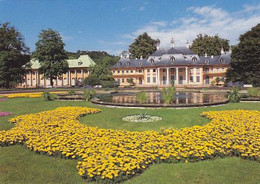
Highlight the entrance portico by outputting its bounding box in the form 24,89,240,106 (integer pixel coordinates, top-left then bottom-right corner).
157,67,189,86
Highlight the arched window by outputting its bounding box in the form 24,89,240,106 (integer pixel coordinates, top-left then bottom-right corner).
192,57,197,62
169,56,175,62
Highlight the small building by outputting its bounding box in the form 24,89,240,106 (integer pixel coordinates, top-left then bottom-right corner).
111,40,231,87
18,55,95,88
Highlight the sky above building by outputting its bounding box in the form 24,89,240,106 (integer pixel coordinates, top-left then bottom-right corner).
1,0,260,55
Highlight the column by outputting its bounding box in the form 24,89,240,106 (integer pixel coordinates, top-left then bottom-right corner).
193,68,196,83
176,68,179,85
67,71,70,86
166,68,170,85
200,68,203,84
185,67,188,84
68,70,71,86
30,71,32,86
157,68,160,85
81,69,84,79
25,74,27,88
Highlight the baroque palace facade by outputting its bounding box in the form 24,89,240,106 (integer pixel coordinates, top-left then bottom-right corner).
18,55,95,88
111,41,231,87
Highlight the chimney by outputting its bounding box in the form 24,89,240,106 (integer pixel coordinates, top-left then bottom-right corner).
140,55,143,60
120,54,123,58
229,46,232,54
221,47,225,54
211,55,213,58
186,40,190,48
156,38,160,50
205,53,208,57
170,38,175,48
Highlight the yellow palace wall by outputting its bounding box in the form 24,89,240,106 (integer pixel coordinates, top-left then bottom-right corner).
111,65,229,87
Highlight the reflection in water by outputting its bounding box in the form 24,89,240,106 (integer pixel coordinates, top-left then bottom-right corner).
98,92,227,105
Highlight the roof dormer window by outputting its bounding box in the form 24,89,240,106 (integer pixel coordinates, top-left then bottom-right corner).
169,56,175,62
78,61,83,65
192,57,197,62
150,58,155,63
220,58,225,63
126,62,130,66
118,62,122,66
139,62,143,66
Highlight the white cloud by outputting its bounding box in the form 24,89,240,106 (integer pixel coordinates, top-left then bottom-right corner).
139,6,145,11
123,4,260,47
61,34,73,41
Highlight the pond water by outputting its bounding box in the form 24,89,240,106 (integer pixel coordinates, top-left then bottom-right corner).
96,91,227,105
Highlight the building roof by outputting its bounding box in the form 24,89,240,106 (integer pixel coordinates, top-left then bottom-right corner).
111,47,231,69
28,55,96,69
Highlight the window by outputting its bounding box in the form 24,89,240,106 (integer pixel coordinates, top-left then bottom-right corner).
122,78,125,83
222,68,224,71
118,62,122,66
139,69,142,73
131,70,133,73
117,70,120,73
147,77,150,83
192,57,197,62
153,77,156,83
122,70,124,74
147,69,150,73
190,76,193,82
163,69,166,72
153,69,156,72
78,61,83,65
179,68,183,72
117,79,120,84
196,76,200,82
220,58,225,63
217,68,219,71
126,70,129,73
139,62,143,66
77,70,81,73
170,56,175,62
126,62,130,66
112,71,115,73
150,58,154,63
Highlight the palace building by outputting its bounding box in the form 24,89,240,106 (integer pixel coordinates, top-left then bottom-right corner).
111,39,231,87
18,55,95,88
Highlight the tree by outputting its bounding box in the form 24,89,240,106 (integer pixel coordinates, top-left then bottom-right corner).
190,34,230,56
0,22,30,88
226,24,260,86
84,64,117,88
129,32,158,59
33,29,68,87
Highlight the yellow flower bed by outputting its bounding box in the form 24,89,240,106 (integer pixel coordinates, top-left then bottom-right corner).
0,108,259,183
0,91,66,98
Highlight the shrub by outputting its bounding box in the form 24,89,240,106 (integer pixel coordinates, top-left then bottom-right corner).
161,86,176,104
247,87,260,97
227,87,241,103
83,89,96,101
136,91,147,104
42,92,56,101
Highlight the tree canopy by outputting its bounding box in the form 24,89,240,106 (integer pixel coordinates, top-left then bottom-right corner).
129,32,158,59
0,22,30,88
226,23,260,86
190,34,230,56
33,29,68,86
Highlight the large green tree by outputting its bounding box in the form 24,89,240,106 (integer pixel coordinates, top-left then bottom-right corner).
0,22,30,88
129,32,158,59
226,24,260,86
33,29,68,87
190,34,230,56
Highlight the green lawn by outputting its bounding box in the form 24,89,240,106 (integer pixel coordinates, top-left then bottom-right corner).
0,98,260,184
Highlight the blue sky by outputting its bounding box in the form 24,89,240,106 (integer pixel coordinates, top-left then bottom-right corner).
1,0,260,55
